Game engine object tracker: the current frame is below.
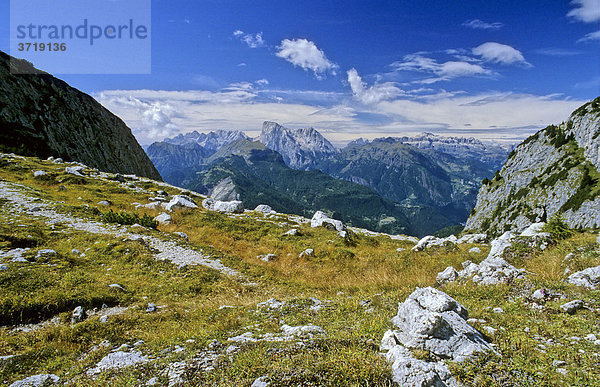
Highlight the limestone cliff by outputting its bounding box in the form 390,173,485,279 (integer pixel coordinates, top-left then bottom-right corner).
465,97,600,234
0,51,161,180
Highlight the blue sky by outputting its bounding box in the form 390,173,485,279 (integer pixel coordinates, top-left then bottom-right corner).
2,0,600,145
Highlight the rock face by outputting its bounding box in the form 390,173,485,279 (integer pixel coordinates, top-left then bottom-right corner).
466,97,600,234
258,121,337,169
381,287,495,386
0,51,161,180
9,374,60,387
164,129,249,152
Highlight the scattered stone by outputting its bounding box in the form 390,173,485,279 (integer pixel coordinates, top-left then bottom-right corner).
257,298,285,310
202,198,244,213
436,266,458,284
281,324,325,337
584,334,597,341
251,376,270,387
560,300,584,315
384,344,460,386
381,287,495,362
33,170,47,178
72,306,86,323
258,253,277,262
140,202,161,210
308,297,323,312
556,368,568,375
520,222,548,237
154,212,172,225
254,204,273,214
567,265,600,289
58,185,66,191
483,326,497,335
0,264,8,270
71,249,81,255
173,232,188,239
146,303,156,312
493,307,504,314
87,350,149,376
165,195,198,212
9,374,60,387
299,248,314,259
228,332,257,343
65,166,84,176
468,247,481,253
108,283,125,291
35,249,57,259
412,235,456,251
456,234,487,244
310,211,346,232
97,200,111,207
282,228,300,237
396,247,406,252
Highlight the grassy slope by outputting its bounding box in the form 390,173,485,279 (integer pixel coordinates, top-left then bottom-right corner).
0,153,599,386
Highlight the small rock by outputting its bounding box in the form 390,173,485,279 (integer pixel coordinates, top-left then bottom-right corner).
560,300,584,315
282,228,300,237
299,249,314,259
251,376,270,387
173,232,188,239
468,247,481,253
531,289,546,303
58,185,66,191
146,303,156,312
72,306,86,323
493,307,504,314
259,253,277,262
0,264,8,271
584,334,597,341
396,247,406,252
35,249,57,259
154,212,172,225
310,211,346,232
108,283,125,291
99,315,109,323
201,198,243,213
71,249,81,255
97,200,111,207
567,265,600,289
65,166,84,176
33,170,47,177
165,195,198,212
254,204,273,214
556,368,568,375
9,374,60,387
436,266,458,284
483,326,497,335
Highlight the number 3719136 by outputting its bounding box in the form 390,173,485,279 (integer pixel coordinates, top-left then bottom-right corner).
18,42,67,52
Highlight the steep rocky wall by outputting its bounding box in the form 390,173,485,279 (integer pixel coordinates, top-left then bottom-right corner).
0,51,161,180
465,97,600,234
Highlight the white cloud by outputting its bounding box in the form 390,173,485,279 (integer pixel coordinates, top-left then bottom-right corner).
94,88,584,146
347,68,403,104
578,29,600,42
276,38,338,78
462,19,504,30
233,30,265,48
392,54,492,83
568,0,600,23
472,42,531,67
255,79,269,86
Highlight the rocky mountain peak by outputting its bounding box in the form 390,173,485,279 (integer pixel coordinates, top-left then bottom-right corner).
164,129,249,153
258,121,337,169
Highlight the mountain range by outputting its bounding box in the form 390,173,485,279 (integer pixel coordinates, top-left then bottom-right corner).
146,121,509,236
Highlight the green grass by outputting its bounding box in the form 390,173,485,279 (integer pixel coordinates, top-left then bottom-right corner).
1,153,600,386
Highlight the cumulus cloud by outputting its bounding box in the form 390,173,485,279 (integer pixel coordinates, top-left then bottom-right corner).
392,54,492,83
567,0,600,23
472,42,531,67
276,38,338,78
233,30,265,48
255,79,269,86
347,69,403,104
462,19,504,30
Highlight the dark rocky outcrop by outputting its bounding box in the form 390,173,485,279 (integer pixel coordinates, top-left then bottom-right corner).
0,51,161,180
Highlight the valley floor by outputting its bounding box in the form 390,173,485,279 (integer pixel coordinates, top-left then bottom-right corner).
0,153,599,386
